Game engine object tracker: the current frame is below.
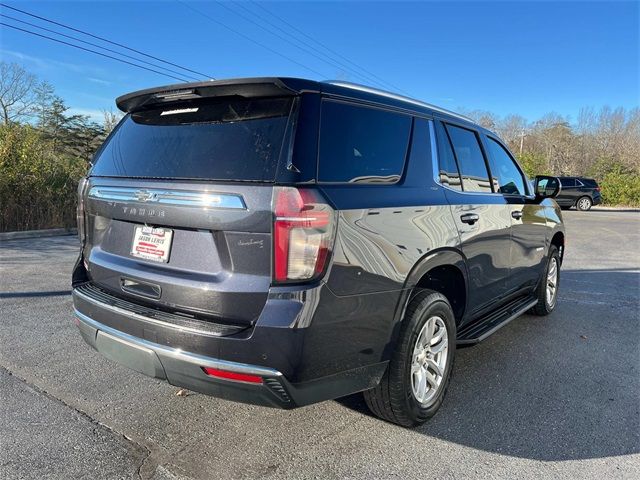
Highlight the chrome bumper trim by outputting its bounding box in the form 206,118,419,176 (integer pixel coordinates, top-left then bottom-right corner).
73,285,236,338
74,309,283,378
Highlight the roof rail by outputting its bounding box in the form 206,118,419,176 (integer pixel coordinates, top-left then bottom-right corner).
323,80,473,123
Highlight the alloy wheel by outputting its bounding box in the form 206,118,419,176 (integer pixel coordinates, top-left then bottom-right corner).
546,257,558,307
411,316,449,406
578,197,592,210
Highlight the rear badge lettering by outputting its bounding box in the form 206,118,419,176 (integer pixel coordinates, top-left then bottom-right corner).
123,206,165,218
238,239,264,248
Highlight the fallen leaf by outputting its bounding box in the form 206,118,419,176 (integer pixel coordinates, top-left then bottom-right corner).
580,335,587,340
176,388,189,397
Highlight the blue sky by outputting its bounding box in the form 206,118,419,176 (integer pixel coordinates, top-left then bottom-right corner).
1,1,638,123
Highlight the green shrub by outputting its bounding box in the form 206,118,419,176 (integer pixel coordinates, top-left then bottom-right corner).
599,167,640,207
517,152,550,178
0,124,87,231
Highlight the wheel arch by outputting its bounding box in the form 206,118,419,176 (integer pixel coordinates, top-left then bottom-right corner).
550,230,565,263
393,248,468,329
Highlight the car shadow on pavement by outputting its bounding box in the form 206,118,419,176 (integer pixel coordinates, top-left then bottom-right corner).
336,268,640,461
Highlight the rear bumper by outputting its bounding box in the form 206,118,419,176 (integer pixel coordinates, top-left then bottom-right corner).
75,309,294,408
592,194,602,206
72,284,388,408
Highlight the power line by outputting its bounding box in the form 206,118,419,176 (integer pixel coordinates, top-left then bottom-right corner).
175,0,328,79
0,3,213,79
213,0,390,91
1,22,190,83
247,0,409,95
0,13,202,82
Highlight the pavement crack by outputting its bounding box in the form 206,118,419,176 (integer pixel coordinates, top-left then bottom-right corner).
0,365,155,479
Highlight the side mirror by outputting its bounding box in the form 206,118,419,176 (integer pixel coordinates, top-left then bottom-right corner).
534,175,561,199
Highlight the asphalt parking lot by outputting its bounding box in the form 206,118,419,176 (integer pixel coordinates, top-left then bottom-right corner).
1,210,639,479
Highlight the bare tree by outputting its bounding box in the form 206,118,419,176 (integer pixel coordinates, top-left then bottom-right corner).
102,109,123,134
33,80,56,128
0,62,37,124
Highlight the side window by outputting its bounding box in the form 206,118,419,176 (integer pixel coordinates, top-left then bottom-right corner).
484,137,527,195
435,122,462,190
318,101,412,183
560,178,576,188
445,124,492,193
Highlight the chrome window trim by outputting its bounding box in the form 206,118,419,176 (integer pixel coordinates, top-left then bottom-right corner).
88,186,246,209
429,124,535,199
429,119,503,197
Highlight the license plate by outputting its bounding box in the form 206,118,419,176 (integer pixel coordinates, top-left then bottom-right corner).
131,225,173,263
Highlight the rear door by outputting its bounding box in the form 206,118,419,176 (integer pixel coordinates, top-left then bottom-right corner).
82,96,296,326
482,134,547,293
557,178,578,206
435,121,512,317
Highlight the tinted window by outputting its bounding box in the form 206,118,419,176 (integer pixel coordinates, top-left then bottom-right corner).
581,178,598,187
435,122,461,190
560,178,576,187
318,101,412,183
445,124,492,193
91,97,293,181
485,137,527,195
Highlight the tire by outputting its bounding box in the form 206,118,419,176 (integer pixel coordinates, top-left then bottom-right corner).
576,196,592,211
363,290,456,427
530,245,560,316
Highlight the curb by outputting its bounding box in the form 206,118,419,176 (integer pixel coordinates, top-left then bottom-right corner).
591,207,640,213
0,228,78,241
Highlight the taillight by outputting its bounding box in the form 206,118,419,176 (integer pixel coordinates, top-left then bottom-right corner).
595,187,601,192
76,177,88,245
272,187,336,283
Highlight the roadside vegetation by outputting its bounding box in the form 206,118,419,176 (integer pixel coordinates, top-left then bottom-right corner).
1,62,638,232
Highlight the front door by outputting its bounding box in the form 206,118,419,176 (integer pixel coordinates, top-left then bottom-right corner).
482,135,547,294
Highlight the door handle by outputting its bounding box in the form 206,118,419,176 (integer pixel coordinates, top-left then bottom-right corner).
460,213,479,225
511,210,523,220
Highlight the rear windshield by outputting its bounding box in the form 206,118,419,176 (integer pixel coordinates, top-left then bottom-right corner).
91,97,294,181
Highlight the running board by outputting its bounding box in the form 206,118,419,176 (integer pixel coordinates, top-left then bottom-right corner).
456,296,538,345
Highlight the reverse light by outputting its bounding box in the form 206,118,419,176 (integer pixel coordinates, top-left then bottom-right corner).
201,367,263,384
272,187,336,283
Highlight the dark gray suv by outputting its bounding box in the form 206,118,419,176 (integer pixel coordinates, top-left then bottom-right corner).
72,78,565,427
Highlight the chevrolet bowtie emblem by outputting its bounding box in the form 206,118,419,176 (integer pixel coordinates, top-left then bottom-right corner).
135,190,155,202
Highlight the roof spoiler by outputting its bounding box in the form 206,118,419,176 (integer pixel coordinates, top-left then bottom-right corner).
116,77,305,113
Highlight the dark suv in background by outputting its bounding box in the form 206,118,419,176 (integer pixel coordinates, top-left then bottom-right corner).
556,176,601,210
72,78,565,427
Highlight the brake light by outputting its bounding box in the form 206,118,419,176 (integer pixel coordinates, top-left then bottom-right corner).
201,367,263,384
76,177,88,245
272,187,336,283
595,187,601,192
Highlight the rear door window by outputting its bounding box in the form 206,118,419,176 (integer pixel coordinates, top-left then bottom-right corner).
435,121,462,190
560,178,576,188
445,124,492,193
484,137,527,195
318,100,412,183
91,97,294,181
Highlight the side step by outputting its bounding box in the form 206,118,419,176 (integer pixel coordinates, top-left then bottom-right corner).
457,295,538,345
